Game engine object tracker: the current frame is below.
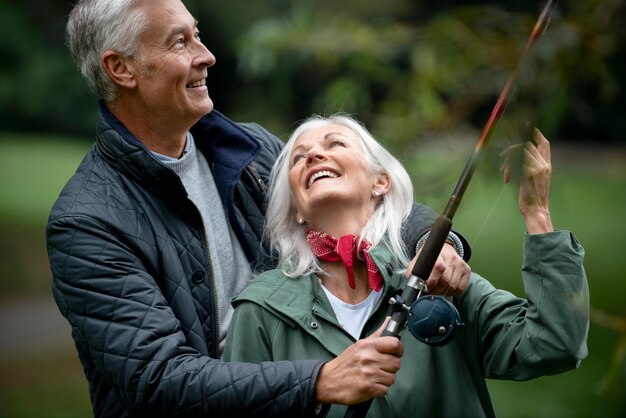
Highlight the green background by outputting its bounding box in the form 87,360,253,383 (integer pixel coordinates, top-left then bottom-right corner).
0,0,624,416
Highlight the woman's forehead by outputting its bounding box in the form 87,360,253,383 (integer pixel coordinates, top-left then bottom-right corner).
293,124,359,147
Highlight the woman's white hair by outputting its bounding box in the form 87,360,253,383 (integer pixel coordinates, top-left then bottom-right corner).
66,0,148,103
265,114,414,278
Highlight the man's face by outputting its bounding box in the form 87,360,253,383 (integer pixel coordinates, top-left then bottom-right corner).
130,0,215,129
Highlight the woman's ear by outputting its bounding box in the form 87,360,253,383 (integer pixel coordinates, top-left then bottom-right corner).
372,172,391,197
102,51,138,89
294,211,306,226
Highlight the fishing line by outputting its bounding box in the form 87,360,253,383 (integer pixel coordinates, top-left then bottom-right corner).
470,182,509,248
344,1,557,417
431,182,508,307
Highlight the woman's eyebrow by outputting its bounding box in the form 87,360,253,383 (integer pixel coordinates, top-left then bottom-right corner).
324,131,346,140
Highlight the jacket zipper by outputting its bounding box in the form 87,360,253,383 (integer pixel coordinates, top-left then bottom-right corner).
190,199,220,358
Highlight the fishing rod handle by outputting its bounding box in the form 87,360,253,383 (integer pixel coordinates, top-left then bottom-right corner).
343,215,453,418
343,316,402,418
411,215,453,279
382,314,405,338
383,214,453,339
343,399,374,418
379,215,454,339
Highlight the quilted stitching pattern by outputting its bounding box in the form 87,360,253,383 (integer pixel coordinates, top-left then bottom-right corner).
47,110,323,417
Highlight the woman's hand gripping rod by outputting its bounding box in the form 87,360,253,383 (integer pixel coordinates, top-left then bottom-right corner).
343,1,556,417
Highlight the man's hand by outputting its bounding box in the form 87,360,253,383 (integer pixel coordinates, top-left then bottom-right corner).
314,321,403,405
408,242,471,296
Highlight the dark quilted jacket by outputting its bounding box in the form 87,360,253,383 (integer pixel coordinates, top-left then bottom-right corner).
47,106,325,417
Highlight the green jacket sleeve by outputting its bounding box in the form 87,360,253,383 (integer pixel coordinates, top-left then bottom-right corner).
458,231,589,381
224,299,276,362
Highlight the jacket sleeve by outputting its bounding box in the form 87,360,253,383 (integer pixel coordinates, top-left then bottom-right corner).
401,202,472,261
223,300,277,363
458,231,589,380
47,214,324,417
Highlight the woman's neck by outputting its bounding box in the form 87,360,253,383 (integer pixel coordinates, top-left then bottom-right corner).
306,202,375,238
319,261,372,304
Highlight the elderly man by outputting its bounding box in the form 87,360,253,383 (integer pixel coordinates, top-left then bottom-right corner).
47,0,471,416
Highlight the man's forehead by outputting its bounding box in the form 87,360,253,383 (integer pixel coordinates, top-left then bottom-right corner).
139,0,197,38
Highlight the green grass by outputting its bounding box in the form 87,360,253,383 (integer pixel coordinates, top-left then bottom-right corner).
0,135,91,298
0,134,91,226
0,351,92,418
0,133,624,417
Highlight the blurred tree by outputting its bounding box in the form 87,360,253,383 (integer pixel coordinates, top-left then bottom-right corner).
0,0,622,143
234,0,625,146
0,0,622,411
0,0,96,135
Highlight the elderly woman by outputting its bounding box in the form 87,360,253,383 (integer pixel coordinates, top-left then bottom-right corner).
224,114,589,417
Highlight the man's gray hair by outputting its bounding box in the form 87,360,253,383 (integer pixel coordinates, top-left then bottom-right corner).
66,0,148,102
265,114,414,278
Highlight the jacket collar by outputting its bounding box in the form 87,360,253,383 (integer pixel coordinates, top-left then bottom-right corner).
260,244,405,353
95,102,261,204
189,109,261,213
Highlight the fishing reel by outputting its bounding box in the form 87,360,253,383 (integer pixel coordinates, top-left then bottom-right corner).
407,293,463,346
388,279,464,346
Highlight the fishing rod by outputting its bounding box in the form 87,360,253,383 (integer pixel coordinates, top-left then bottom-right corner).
344,1,557,417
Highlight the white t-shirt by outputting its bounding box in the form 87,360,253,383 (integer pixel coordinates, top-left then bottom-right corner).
321,285,382,340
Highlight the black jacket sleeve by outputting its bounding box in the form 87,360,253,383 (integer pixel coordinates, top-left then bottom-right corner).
47,214,325,418
401,202,472,261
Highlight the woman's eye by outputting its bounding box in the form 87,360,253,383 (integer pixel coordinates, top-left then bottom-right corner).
329,140,345,148
292,154,305,165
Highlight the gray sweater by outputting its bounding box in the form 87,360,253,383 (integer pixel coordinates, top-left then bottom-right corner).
158,134,252,355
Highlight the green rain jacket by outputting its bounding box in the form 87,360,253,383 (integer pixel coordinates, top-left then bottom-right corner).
224,231,589,418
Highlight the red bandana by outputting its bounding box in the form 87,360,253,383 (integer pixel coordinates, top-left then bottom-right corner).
306,228,383,291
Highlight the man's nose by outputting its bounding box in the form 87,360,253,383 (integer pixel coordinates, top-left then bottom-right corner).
193,40,216,68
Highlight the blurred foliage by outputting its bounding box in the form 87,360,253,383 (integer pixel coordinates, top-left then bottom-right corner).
0,0,624,415
232,0,625,148
0,0,95,134
0,0,624,144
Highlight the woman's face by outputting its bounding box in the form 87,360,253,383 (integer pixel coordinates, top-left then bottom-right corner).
288,123,384,229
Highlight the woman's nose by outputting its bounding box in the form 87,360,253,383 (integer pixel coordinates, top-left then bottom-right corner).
306,147,326,164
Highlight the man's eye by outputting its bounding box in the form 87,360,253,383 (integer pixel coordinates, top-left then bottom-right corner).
194,31,201,41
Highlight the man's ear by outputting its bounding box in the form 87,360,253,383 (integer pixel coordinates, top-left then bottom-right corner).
102,51,138,89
